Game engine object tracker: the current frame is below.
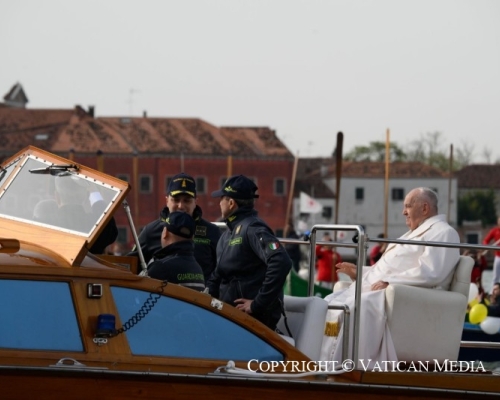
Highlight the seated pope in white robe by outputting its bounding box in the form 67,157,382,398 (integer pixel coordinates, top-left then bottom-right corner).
320,187,460,368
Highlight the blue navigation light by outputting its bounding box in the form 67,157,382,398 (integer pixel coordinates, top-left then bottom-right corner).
95,314,116,337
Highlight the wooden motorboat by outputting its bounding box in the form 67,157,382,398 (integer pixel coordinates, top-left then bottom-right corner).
0,146,499,399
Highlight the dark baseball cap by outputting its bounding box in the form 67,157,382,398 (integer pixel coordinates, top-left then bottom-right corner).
168,173,196,198
211,175,259,199
164,211,195,239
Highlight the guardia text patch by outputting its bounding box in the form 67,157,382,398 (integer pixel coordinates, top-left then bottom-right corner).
230,237,243,246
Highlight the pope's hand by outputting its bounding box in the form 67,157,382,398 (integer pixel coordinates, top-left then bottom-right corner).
335,262,357,280
371,280,389,291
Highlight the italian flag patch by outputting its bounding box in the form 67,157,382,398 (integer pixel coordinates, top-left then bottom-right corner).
269,242,280,250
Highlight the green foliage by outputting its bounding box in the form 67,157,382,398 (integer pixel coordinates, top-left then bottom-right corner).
344,132,474,172
457,190,497,227
344,141,407,162
405,131,470,172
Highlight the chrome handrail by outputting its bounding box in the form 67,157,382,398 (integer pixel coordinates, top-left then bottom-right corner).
460,341,500,349
328,303,350,362
308,224,366,362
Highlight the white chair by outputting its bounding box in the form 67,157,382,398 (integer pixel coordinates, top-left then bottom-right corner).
386,255,473,362
333,255,474,362
277,295,328,360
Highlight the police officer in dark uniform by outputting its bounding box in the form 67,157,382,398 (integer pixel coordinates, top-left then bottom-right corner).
207,175,292,330
128,173,220,281
147,212,205,291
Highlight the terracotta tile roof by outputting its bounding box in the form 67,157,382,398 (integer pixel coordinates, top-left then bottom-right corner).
0,106,293,159
456,164,500,189
101,117,229,155
297,157,335,179
54,115,132,154
326,161,449,179
294,158,449,199
220,127,291,157
0,108,75,153
297,159,448,181
295,157,336,198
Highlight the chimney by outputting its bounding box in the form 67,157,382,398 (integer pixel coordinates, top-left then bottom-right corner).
74,105,87,117
143,110,147,118
88,105,95,118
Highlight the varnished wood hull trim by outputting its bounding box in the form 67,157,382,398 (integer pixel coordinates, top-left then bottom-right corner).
0,366,495,399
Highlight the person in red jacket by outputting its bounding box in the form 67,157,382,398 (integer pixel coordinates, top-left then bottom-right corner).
483,217,500,287
464,249,488,296
315,233,342,289
369,233,387,266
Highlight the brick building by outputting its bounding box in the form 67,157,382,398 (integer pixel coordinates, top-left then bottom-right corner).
0,84,295,249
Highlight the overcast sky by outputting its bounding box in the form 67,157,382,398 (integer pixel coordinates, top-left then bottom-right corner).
2,0,499,162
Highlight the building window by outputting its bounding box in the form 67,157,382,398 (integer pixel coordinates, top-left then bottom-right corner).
117,174,129,183
465,232,479,244
355,187,364,201
139,175,152,193
196,177,206,195
274,178,286,196
322,206,332,219
35,133,49,140
165,176,173,194
392,188,404,201
117,227,128,244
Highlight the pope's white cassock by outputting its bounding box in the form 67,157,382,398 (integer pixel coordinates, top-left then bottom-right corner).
320,214,460,368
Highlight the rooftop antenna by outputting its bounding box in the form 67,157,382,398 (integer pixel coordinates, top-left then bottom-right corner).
127,88,141,116
307,141,314,156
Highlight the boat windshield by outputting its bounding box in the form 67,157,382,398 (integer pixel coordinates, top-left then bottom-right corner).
0,155,120,237
0,155,21,185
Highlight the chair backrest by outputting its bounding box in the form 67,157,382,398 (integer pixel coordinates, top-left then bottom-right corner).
277,295,328,360
450,255,474,297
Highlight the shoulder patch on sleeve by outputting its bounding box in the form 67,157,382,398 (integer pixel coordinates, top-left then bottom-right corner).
268,242,280,250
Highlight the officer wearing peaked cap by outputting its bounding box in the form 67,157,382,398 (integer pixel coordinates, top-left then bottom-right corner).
128,172,221,281
207,175,292,330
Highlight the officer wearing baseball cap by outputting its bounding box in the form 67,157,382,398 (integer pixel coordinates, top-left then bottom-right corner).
147,212,205,291
128,172,221,281
167,172,197,197
210,175,259,199
207,174,291,330
163,211,196,239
